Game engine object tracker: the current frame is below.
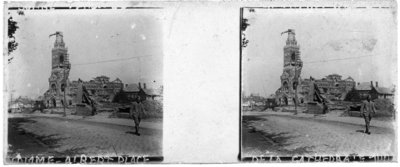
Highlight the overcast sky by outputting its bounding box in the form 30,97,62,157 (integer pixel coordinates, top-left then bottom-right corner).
6,9,165,98
242,8,397,97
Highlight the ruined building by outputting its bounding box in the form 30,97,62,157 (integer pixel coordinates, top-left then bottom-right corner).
299,74,355,101
44,32,73,107
69,76,123,103
275,29,356,106
44,32,123,108
275,29,303,105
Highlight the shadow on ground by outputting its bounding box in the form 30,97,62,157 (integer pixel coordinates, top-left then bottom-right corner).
356,130,365,133
7,117,84,158
242,115,314,157
125,131,139,136
124,126,161,136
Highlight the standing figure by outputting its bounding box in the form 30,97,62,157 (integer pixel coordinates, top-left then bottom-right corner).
130,97,145,136
322,100,328,114
360,95,376,135
91,100,97,116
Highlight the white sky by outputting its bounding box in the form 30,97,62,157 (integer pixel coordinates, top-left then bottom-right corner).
242,8,397,97
6,9,165,98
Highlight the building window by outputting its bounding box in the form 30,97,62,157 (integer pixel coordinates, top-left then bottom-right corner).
291,52,296,61
60,54,64,63
283,81,288,90
51,84,56,92
61,83,66,92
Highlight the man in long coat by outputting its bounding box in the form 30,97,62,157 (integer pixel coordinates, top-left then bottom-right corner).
360,95,376,135
130,97,145,136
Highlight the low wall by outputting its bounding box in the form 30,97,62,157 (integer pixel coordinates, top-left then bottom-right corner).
305,102,324,114
75,104,93,116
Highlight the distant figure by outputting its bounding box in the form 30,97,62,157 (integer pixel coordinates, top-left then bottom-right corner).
360,95,376,135
91,101,97,116
322,101,328,114
130,97,145,136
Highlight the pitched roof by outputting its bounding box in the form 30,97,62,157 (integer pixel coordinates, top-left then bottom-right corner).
123,84,140,92
143,89,154,95
355,82,372,91
143,88,162,96
375,87,393,95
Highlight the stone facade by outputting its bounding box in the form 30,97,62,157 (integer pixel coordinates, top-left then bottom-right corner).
44,32,123,107
299,74,355,101
275,29,356,106
69,76,123,103
275,29,303,105
44,32,73,107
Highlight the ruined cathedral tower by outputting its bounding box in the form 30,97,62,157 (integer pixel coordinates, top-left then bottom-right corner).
45,31,71,107
276,29,303,105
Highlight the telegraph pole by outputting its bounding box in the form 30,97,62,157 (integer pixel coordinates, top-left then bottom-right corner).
63,68,66,117
294,68,298,115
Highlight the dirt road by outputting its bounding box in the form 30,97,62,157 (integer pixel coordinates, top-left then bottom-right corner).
7,116,162,158
242,112,396,157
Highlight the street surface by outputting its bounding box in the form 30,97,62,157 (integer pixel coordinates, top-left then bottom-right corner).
242,110,396,157
7,113,162,158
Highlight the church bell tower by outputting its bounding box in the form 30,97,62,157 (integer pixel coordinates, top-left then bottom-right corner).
47,31,71,107
278,29,303,105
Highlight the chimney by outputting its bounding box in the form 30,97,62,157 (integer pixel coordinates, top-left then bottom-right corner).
370,81,373,87
376,82,378,88
139,82,142,89
144,83,147,89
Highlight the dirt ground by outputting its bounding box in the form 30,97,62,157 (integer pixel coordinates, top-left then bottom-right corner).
7,116,162,159
242,111,396,158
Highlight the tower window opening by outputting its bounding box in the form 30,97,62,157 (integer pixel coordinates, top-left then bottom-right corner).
283,81,289,90
291,52,296,61
60,54,64,63
51,84,56,92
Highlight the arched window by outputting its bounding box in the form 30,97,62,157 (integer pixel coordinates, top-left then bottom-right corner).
51,84,56,92
291,52,296,61
283,81,288,90
293,82,298,90
61,83,66,92
60,54,64,63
